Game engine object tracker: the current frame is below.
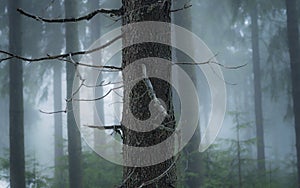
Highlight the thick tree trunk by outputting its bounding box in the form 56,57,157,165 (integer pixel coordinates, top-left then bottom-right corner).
250,2,266,177
65,0,83,187
121,1,177,187
8,0,26,187
286,0,300,186
173,2,203,187
53,62,64,187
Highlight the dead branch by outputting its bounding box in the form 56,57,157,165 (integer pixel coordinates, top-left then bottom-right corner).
170,3,192,12
83,81,123,88
39,108,67,114
72,85,124,102
175,61,247,70
17,7,123,23
0,34,122,70
174,53,247,69
60,57,122,70
84,124,122,130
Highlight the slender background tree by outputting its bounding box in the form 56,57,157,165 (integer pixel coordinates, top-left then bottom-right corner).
65,0,83,187
286,0,300,186
8,0,26,187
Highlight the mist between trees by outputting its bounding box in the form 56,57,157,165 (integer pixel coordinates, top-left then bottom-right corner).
0,0,299,188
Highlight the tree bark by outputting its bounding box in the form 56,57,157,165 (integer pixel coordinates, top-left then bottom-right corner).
8,0,26,187
65,0,83,187
286,0,300,186
250,2,266,177
121,1,177,187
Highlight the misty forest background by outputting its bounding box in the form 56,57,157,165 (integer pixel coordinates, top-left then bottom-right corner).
0,0,299,187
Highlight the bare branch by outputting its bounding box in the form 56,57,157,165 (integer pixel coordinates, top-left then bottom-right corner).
0,34,122,70
60,58,122,70
170,3,192,12
84,125,122,130
174,53,247,69
39,109,67,114
83,81,123,88
72,85,124,102
17,7,123,23
175,61,247,69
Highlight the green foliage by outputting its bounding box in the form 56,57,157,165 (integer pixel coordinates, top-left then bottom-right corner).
82,151,122,188
49,150,122,188
177,111,297,188
0,151,52,187
198,140,296,188
0,150,122,187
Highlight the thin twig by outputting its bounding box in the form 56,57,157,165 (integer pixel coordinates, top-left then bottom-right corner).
175,61,247,69
73,85,124,102
83,81,123,88
17,7,123,23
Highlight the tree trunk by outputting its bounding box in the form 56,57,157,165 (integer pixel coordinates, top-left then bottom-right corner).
8,0,26,187
65,0,83,187
45,2,65,187
121,1,177,187
88,0,106,149
53,62,64,187
173,2,203,187
286,0,300,186
250,2,266,177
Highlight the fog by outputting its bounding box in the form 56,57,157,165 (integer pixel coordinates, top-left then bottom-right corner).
0,0,298,187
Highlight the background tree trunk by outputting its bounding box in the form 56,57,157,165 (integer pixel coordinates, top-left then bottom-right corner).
65,0,83,187
46,1,65,187
250,1,266,177
286,0,300,186
172,2,204,187
53,62,64,187
8,0,26,187
88,0,106,149
121,1,177,187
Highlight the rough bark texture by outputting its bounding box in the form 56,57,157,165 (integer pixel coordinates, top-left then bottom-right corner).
8,0,26,187
65,0,83,187
286,0,300,186
173,3,204,187
250,2,266,176
121,1,177,187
